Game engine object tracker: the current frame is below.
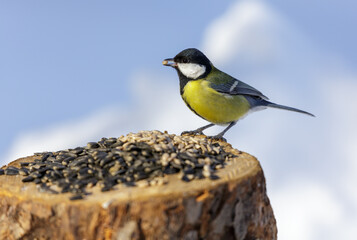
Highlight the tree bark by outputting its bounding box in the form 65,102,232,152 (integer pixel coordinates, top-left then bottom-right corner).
0,137,277,240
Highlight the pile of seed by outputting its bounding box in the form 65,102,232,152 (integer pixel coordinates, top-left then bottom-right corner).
0,131,237,200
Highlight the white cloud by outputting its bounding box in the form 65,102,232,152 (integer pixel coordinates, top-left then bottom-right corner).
201,0,313,69
1,106,128,165
0,71,206,166
202,0,280,65
201,0,357,239
200,0,322,170
321,73,357,210
270,180,345,240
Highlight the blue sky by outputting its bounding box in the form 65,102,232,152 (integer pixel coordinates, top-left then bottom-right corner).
1,1,357,239
0,1,231,155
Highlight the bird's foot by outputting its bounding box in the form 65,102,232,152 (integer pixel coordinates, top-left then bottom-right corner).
181,130,204,136
207,134,227,142
181,124,215,137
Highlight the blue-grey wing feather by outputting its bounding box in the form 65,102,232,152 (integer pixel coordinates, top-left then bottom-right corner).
206,69,314,116
210,78,269,100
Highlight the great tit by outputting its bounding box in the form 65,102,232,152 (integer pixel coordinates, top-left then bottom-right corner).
162,48,314,140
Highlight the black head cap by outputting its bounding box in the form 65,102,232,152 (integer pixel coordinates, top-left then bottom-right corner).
174,48,211,67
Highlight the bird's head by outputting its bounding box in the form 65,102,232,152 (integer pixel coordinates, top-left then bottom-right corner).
163,48,212,80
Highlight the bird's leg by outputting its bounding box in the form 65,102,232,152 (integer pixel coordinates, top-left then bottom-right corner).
208,121,237,141
181,123,215,136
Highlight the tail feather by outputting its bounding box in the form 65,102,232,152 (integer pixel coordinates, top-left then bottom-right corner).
244,96,315,117
265,101,315,117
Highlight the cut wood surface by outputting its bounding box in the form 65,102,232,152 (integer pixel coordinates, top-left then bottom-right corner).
0,132,277,240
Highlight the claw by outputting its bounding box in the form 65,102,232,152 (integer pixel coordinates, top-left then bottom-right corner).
181,123,215,137
181,130,203,136
207,135,227,142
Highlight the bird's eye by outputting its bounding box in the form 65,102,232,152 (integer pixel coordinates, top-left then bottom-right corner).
182,58,188,63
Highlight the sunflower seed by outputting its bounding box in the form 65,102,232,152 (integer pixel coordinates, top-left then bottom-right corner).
5,168,19,175
0,131,238,200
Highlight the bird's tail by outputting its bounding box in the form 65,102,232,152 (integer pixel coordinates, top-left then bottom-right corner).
264,101,315,117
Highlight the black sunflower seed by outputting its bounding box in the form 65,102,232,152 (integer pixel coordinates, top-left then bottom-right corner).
0,131,237,200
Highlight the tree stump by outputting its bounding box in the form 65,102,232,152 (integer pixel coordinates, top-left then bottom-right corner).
0,131,277,240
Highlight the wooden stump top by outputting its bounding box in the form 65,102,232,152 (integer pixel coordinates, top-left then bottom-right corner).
0,131,277,240
1,149,257,205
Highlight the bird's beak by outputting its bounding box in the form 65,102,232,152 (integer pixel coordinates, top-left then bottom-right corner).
162,58,177,67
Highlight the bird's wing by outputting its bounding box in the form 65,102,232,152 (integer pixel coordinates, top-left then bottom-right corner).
208,70,269,100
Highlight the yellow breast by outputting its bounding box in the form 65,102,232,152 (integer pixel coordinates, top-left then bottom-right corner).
182,80,251,125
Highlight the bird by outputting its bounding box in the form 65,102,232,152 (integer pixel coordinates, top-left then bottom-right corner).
162,48,314,140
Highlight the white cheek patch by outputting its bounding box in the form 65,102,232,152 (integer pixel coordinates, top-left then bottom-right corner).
177,63,206,79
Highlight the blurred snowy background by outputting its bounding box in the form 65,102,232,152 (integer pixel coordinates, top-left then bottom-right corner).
1,0,356,239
